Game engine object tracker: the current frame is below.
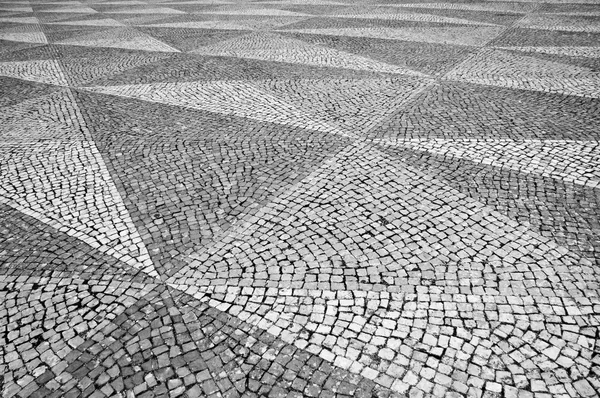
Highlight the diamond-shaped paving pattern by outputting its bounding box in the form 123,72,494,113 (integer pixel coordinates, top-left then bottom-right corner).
1,0,599,397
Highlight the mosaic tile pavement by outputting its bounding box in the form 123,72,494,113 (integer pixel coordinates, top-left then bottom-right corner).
1,0,600,396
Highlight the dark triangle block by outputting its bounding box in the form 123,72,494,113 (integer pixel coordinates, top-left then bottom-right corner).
0,273,158,398
398,6,522,26
28,285,394,397
0,43,57,62
491,26,600,47
0,38,43,56
0,76,60,108
136,26,250,52
280,31,475,77
373,80,600,141
498,47,600,74
83,52,272,84
41,25,118,43
75,90,351,277
0,203,155,279
377,144,600,267
57,51,168,85
170,143,591,297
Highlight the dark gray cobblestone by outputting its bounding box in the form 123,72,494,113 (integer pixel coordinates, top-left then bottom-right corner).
1,0,599,397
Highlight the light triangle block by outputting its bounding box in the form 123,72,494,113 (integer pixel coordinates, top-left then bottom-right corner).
0,89,86,142
0,31,48,44
56,27,181,52
0,59,67,85
80,80,348,135
517,14,600,33
391,139,600,188
0,5,32,12
0,17,40,24
168,142,588,293
494,46,600,59
283,26,505,47
252,77,434,135
166,141,598,393
191,32,428,76
444,48,600,98
0,139,158,277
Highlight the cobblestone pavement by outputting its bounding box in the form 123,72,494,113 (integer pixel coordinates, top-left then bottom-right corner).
1,0,600,396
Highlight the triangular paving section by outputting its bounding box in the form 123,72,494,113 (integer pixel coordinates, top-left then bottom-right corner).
0,59,67,85
28,285,393,397
166,143,598,394
0,203,155,279
0,89,88,141
74,89,352,277
0,274,158,398
388,2,536,13
191,32,428,76
0,89,157,277
144,19,255,30
0,76,60,108
327,10,500,26
58,51,169,85
35,5,99,13
0,39,44,57
168,142,589,295
389,139,600,188
80,79,349,135
0,5,32,12
0,16,40,24
444,48,600,98
198,7,312,17
41,24,128,43
281,25,505,47
47,17,125,26
0,141,158,277
132,25,250,52
494,46,600,59
0,24,48,44
283,31,476,77
394,5,524,26
103,6,187,14
56,27,181,52
375,144,600,268
517,13,600,33
373,80,600,141
252,76,434,136
185,283,600,396
145,16,306,31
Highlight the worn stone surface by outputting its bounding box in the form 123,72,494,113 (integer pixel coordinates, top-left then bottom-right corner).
1,0,599,397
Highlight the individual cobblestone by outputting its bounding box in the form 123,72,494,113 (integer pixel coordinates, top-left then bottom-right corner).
1,0,599,397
